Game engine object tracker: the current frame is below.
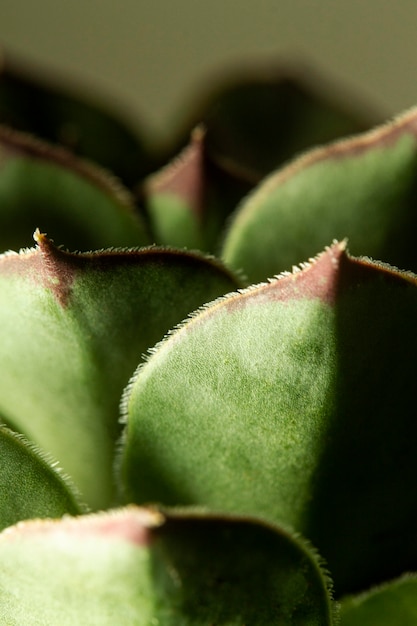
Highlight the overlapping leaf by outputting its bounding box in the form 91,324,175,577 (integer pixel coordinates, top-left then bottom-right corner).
0,506,335,625
0,125,150,251
223,108,417,283
0,425,83,531
143,127,251,253
122,242,417,595
0,232,240,509
339,575,417,626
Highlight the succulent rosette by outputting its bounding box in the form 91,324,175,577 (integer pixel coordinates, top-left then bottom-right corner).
0,50,416,624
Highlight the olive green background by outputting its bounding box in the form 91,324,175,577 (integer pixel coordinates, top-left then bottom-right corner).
0,1,416,142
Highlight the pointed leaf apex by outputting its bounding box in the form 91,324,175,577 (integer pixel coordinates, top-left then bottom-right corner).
259,240,349,305
33,229,67,261
313,238,348,266
33,228,51,249
31,231,80,306
278,240,417,306
146,126,207,219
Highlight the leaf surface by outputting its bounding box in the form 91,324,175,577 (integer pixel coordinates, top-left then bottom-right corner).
222,108,417,282
0,425,83,531
0,233,240,509
0,126,149,251
144,128,207,250
339,575,417,625
122,242,417,594
144,127,251,252
0,506,335,625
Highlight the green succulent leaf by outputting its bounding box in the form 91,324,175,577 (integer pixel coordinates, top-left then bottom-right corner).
0,125,150,251
0,51,153,187
0,425,83,531
339,575,417,625
122,242,417,595
0,506,335,625
144,127,251,253
0,232,240,510
144,128,207,250
222,107,417,283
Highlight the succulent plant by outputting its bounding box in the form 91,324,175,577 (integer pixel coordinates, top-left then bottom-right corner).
0,49,417,624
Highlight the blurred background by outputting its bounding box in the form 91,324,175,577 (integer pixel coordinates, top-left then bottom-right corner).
0,0,416,143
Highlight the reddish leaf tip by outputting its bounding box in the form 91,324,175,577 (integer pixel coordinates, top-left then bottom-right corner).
241,240,348,307
33,230,80,306
264,240,417,305
146,126,206,219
